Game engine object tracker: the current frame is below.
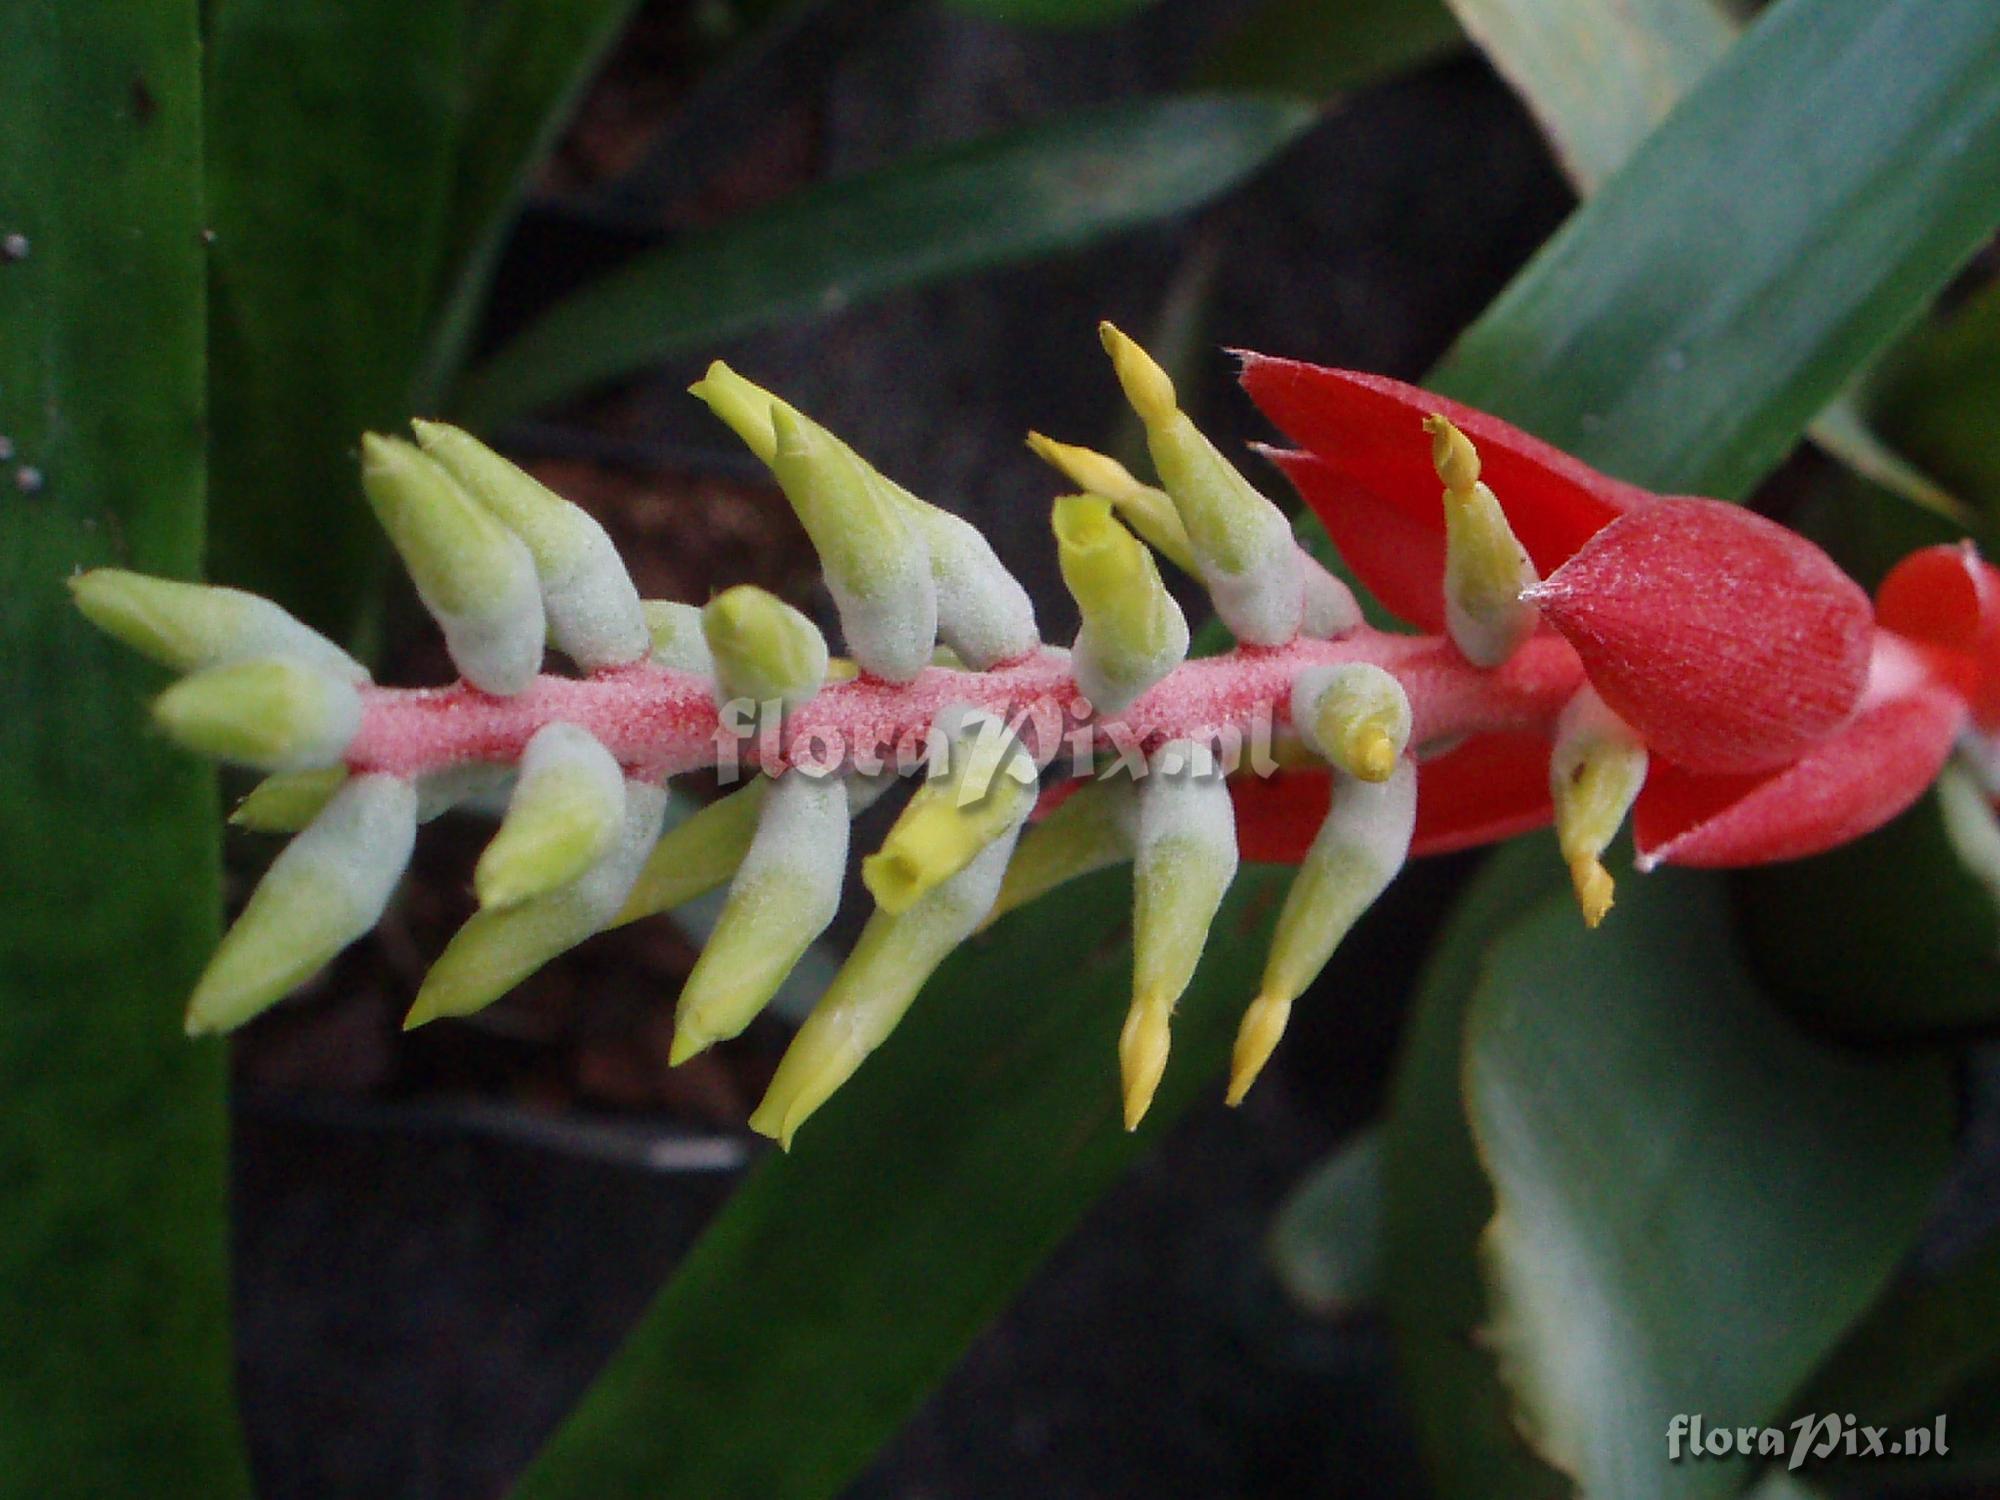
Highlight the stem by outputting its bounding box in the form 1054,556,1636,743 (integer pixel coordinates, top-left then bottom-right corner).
344,629,1586,782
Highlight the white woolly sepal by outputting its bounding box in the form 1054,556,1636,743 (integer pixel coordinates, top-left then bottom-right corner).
70,569,368,682
642,599,714,675
153,657,363,773
186,774,418,1036
475,723,628,909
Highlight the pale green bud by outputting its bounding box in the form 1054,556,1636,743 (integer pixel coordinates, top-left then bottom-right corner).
475,723,627,908
703,585,828,711
862,706,1037,915
1232,759,1416,1106
767,407,936,682
983,775,1138,929
405,781,667,1026
153,657,363,772
670,772,850,1064
413,421,650,671
1425,415,1539,668
1052,494,1189,714
1122,744,1238,1130
1550,686,1646,927
186,774,417,1035
612,777,769,927
750,797,1028,1149
642,599,713,675
231,768,350,832
360,434,545,694
70,569,368,682
1099,322,1302,646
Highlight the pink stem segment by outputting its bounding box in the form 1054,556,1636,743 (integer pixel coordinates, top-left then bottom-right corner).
344,629,1587,783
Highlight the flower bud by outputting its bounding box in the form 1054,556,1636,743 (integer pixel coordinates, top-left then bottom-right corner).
862,706,1038,915
1426,415,1539,668
70,569,368,682
670,771,849,1064
703,585,828,712
1550,687,1647,927
405,782,667,1026
360,434,545,695
412,421,649,670
1123,743,1238,1130
1025,432,1197,575
1293,663,1411,783
983,776,1139,928
185,774,418,1035
612,777,769,927
750,796,1029,1149
231,768,349,832
1099,322,1302,646
1231,758,1415,1106
642,599,714,675
153,657,363,772
1053,494,1189,715
475,723,627,908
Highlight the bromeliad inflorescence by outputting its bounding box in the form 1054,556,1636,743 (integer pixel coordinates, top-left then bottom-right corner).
73,324,1997,1145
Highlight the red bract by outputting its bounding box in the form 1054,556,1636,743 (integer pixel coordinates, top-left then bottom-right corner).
1530,498,1874,776
1242,353,1982,873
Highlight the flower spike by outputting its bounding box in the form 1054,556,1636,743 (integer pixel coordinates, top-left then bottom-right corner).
1124,743,1239,1130
863,706,1038,915
1231,757,1416,1106
671,771,850,1064
1426,414,1540,668
1053,494,1189,715
1549,688,1647,927
1100,322,1303,646
475,723,627,909
360,435,545,695
187,774,418,1035
153,657,363,773
412,420,650,671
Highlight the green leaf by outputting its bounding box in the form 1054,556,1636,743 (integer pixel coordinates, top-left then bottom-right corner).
0,3,249,1493
416,0,644,404
205,0,468,638
1267,1125,1383,1319
1465,871,1951,1498
1443,0,1736,191
1201,0,1462,100
1381,839,1569,1500
453,95,1318,428
1736,768,2000,1038
1872,272,2000,514
515,0,2000,1490
1434,0,2000,503
933,0,1158,31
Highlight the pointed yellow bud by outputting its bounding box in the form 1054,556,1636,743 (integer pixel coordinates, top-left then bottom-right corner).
1226,994,1292,1107
1550,687,1647,928
689,360,782,465
231,767,350,833
1026,432,1198,575
611,777,770,927
1053,494,1189,713
1423,415,1539,668
1097,322,1301,646
70,568,367,682
751,809,1025,1149
703,585,828,710
413,420,649,671
361,434,545,694
1294,663,1412,783
1237,760,1417,1104
983,776,1138,929
186,775,416,1035
863,708,1037,915
1119,991,1174,1131
406,784,666,1026
670,772,848,1064
475,724,626,908
153,657,362,772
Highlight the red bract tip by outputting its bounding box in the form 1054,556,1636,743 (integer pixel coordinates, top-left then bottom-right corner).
1877,542,2000,729
1530,498,1873,776
1239,357,1647,630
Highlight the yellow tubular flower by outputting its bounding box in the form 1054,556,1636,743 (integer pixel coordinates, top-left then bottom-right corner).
1550,686,1647,927
1025,432,1198,575
1052,494,1189,715
863,707,1038,915
1425,414,1540,668
1294,663,1413,783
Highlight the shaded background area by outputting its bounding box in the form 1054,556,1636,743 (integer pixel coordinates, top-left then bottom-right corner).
226,1,1576,1492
